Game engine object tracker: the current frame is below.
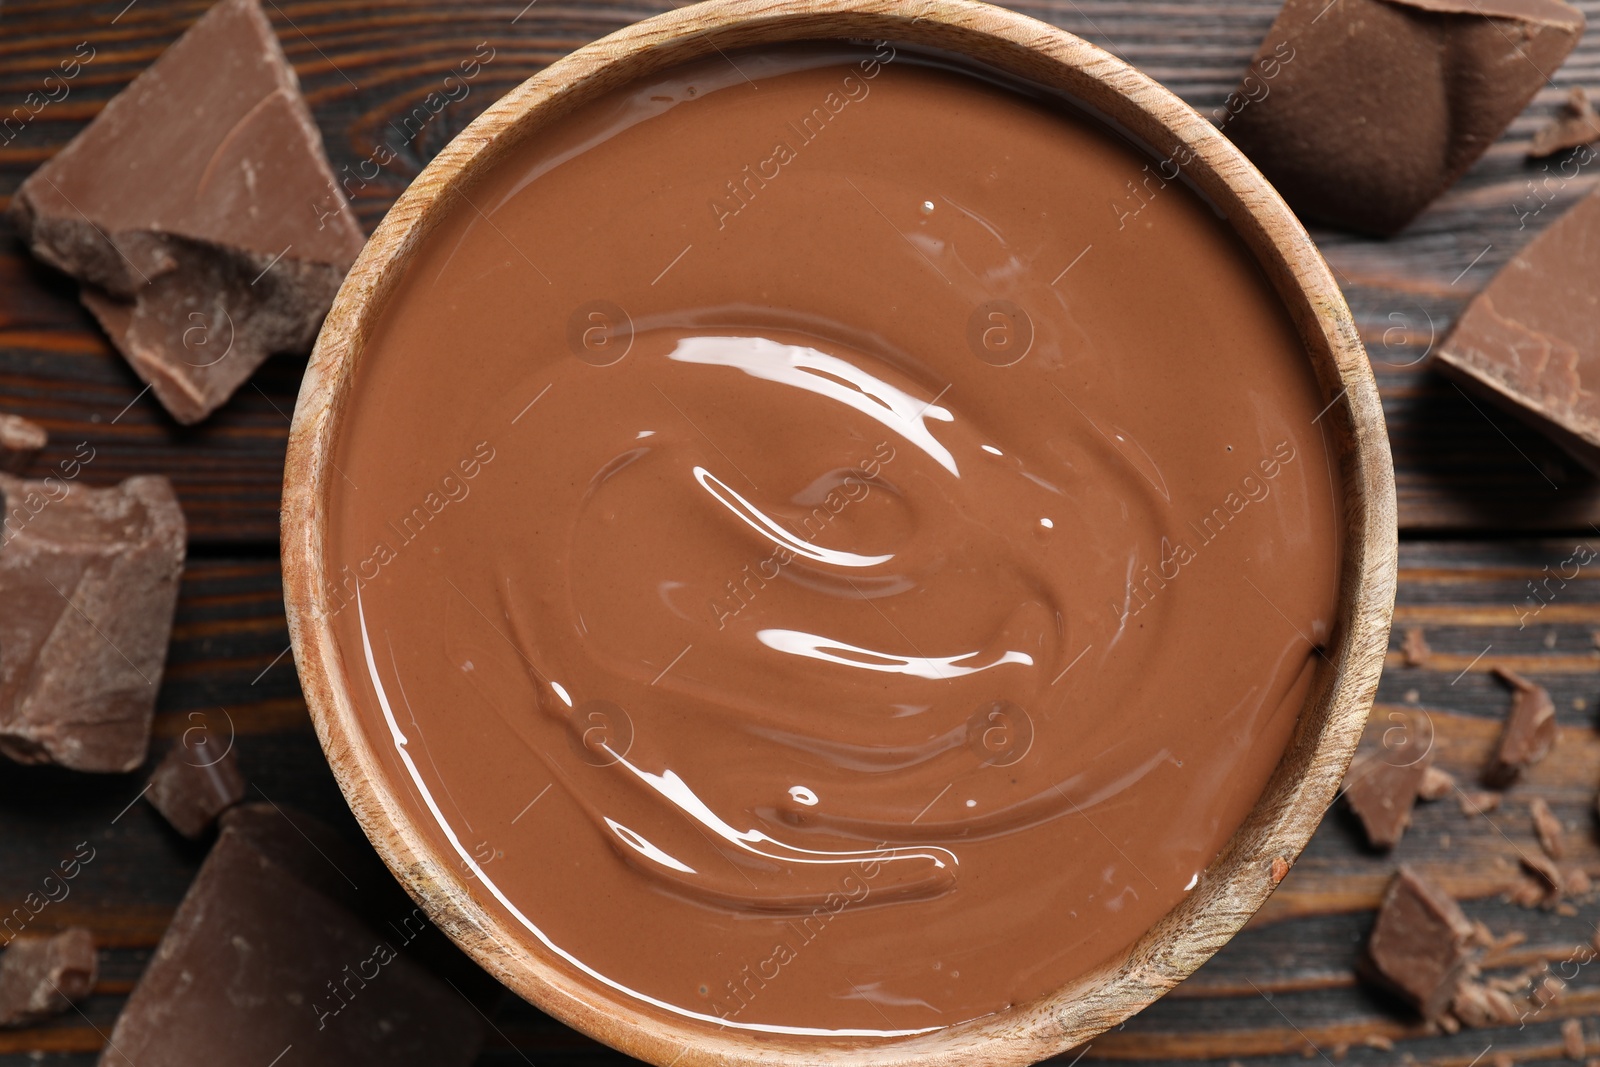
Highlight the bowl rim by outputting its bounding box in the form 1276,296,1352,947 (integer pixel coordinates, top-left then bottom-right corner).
281,2,1398,1064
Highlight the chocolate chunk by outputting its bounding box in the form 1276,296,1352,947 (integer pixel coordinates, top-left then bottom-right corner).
1343,710,1433,848
1532,87,1600,157
1485,668,1558,786
145,737,245,838
1520,850,1564,901
0,415,46,475
101,811,483,1067
1460,789,1502,815
8,0,364,425
1361,866,1478,1020
215,802,366,913
1402,627,1432,666
1435,190,1600,474
0,474,185,772
0,927,97,1027
1531,796,1566,858
1224,0,1585,234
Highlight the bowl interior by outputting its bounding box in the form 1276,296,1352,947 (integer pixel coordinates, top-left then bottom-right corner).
281,3,1397,1065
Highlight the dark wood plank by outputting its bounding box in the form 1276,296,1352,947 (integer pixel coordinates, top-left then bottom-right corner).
2,0,1600,540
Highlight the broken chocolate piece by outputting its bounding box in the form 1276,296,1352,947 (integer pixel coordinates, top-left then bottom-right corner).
0,474,184,772
1224,0,1585,234
1519,850,1564,907
101,810,483,1067
1531,796,1566,858
1343,710,1433,849
0,927,97,1028
1567,1017,1587,1060
7,0,364,425
1435,190,1600,474
1531,87,1600,157
1419,766,1457,801
1361,866,1478,1020
1485,668,1558,786
1403,628,1432,667
0,415,46,475
145,736,245,838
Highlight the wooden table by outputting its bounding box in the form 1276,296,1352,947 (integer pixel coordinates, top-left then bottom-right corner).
3,1,1599,1063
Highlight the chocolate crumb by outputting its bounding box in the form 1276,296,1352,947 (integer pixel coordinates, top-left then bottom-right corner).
1565,868,1592,896
0,927,97,1027
1361,866,1478,1020
1271,855,1290,883
1363,1034,1394,1051
1531,797,1567,858
1403,628,1432,666
1566,1018,1587,1060
0,415,46,475
1451,979,1521,1027
1460,790,1502,816
1511,879,1549,908
1418,766,1456,801
146,736,246,838
1484,669,1557,787
1531,87,1600,158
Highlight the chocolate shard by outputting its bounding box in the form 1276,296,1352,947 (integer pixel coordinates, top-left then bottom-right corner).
0,927,97,1028
145,736,246,838
8,0,364,425
1484,668,1558,786
0,415,47,475
1531,87,1600,157
101,810,483,1067
1402,627,1432,667
0,474,185,772
1434,189,1600,473
1519,850,1564,905
1564,1017,1586,1060
1361,866,1478,1020
1224,0,1585,234
1343,709,1433,849
1531,796,1567,858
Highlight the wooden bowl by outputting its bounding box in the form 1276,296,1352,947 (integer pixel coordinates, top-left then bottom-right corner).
282,1,1397,1063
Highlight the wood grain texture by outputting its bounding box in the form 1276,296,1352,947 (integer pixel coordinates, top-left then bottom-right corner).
0,0,1595,1064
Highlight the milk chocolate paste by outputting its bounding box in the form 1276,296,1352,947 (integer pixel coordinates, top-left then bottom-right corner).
324,46,1341,1038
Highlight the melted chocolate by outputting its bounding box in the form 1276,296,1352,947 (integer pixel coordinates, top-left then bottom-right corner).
323,47,1341,1039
